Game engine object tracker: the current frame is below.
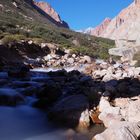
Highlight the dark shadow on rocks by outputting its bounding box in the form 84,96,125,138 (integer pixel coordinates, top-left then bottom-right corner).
32,69,140,128
0,66,139,129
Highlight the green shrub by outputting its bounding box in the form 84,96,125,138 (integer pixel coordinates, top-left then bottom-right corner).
32,38,45,44
133,52,140,67
2,34,26,44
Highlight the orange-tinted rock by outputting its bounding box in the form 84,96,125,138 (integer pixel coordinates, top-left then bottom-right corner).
90,109,103,124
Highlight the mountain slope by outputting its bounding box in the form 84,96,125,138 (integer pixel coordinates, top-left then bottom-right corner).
34,1,68,28
0,0,69,28
0,0,115,60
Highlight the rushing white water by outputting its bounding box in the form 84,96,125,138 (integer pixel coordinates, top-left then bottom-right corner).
30,64,87,73
0,106,65,140
0,106,94,140
0,67,104,140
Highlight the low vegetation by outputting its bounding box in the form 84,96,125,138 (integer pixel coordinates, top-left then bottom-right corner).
0,0,115,59
133,52,140,67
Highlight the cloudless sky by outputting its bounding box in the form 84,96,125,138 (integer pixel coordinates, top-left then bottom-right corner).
37,0,133,30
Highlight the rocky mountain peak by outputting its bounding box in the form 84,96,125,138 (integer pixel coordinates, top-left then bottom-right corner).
83,0,140,46
82,17,111,36
34,1,62,23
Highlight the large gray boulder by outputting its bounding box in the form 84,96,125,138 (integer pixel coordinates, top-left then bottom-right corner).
48,94,89,127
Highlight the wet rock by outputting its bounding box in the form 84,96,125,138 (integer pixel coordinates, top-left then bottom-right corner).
31,77,50,82
0,88,24,106
18,86,40,96
89,109,103,124
0,72,8,79
48,94,89,127
37,82,62,105
32,98,49,109
78,109,90,130
8,65,30,78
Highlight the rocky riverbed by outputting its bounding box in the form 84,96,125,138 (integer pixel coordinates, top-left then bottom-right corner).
0,57,139,140
0,41,140,140
0,65,105,140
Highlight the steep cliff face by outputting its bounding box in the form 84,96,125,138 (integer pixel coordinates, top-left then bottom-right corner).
83,0,140,46
83,18,111,36
34,1,61,23
101,0,140,43
15,0,69,28
91,1,140,45
34,1,69,28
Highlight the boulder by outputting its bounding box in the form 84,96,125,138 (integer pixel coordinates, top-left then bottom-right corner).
82,55,92,63
102,74,113,82
48,94,89,127
78,109,90,130
99,112,123,127
98,97,121,127
67,58,74,64
128,99,140,122
93,122,140,140
36,82,62,105
94,125,138,140
99,101,120,115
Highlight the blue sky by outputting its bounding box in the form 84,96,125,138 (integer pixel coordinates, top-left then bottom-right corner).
37,0,133,30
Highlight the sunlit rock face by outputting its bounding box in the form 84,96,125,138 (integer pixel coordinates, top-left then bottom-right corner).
134,0,140,5
101,0,140,45
33,1,69,28
34,1,61,23
83,18,111,37
84,0,140,46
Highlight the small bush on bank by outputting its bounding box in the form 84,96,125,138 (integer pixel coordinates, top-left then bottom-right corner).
2,34,26,44
133,52,140,67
